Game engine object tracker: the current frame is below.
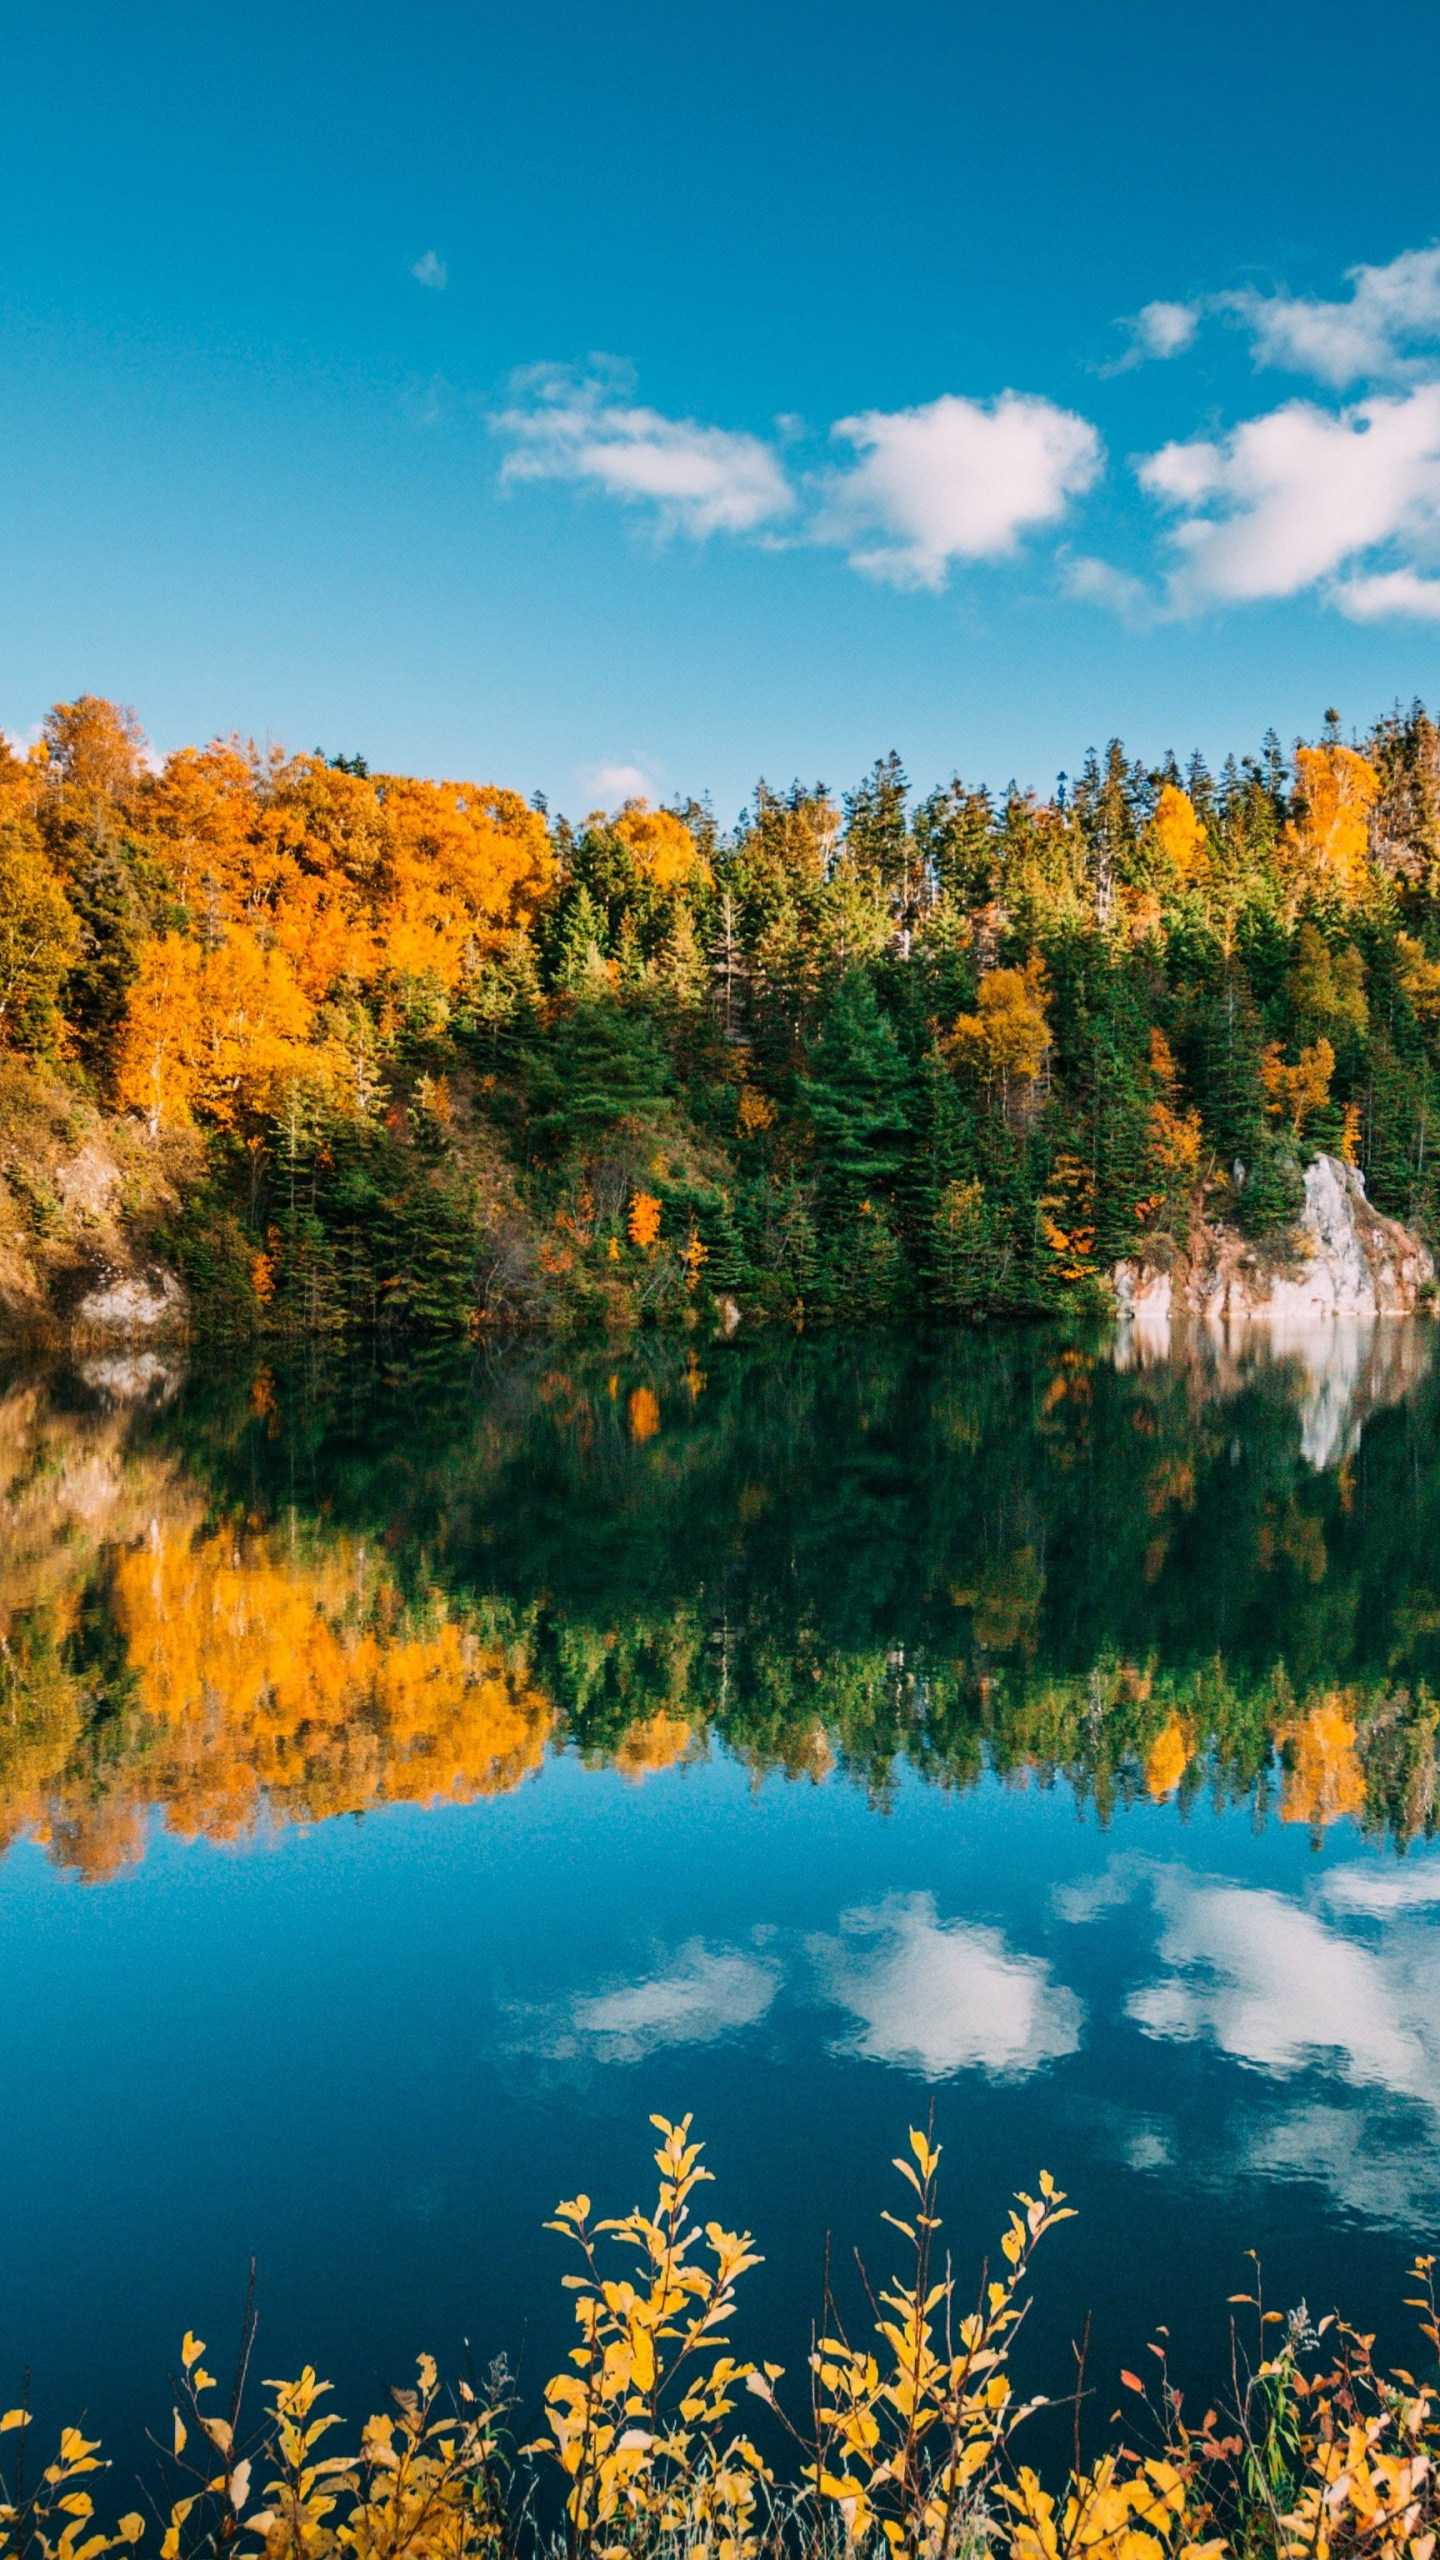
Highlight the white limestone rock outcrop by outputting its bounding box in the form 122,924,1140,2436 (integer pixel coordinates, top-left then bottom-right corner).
71,1263,188,1341
1114,1154,1435,1330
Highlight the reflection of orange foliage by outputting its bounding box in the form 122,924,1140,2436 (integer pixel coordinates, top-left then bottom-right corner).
628,1385,661,1442
1258,1498,1328,1584
1145,1718,1189,1799
1279,1696,1366,1829
110,1524,553,1839
612,1711,694,1780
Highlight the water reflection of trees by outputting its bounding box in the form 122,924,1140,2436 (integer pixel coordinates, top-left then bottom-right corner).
4,1323,1440,1875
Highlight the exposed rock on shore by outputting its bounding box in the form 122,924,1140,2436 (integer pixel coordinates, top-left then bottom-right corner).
0,1066,195,1345
1114,1154,1435,1331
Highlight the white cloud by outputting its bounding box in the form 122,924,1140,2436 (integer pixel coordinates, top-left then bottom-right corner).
1335,567,1440,620
1058,1854,1440,2225
1245,2098,1440,2225
581,762,656,807
495,365,794,539
1104,299,1201,374
819,391,1103,590
1135,300,1200,361
1053,1858,1145,1925
540,1940,779,2064
1322,1856,1440,1917
1223,246,1440,387
1138,382,1440,609
813,1894,1082,2080
1061,553,1154,622
1128,1872,1436,2094
493,367,1104,587
411,250,448,291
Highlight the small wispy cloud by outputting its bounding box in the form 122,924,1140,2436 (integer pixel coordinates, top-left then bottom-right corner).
401,373,451,430
1135,299,1200,360
517,1939,780,2066
495,362,794,539
1106,298,1202,373
411,249,448,291
1221,245,1440,387
581,761,656,807
1334,567,1440,621
1061,552,1156,623
1111,245,1440,389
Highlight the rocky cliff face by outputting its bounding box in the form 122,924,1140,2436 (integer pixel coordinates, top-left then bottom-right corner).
0,1067,195,1345
1114,1155,1435,1333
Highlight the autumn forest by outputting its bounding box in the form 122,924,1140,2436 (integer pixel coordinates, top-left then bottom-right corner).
5,694,1440,1332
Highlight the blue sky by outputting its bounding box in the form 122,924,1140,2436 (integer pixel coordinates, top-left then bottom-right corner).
5,0,1440,820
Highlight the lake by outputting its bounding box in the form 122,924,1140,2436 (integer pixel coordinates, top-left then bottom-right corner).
4,1320,1440,2492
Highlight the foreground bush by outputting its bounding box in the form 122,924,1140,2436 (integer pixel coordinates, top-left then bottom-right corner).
4,2116,1439,2560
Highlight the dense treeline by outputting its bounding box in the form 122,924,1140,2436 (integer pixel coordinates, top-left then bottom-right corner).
5,695,1440,1329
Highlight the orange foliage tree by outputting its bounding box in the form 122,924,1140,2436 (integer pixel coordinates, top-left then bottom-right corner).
1261,1035,1335,1138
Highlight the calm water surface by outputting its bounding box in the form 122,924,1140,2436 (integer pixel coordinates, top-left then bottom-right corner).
4,1322,1440,2483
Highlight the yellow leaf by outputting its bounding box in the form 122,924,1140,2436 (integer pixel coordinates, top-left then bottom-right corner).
1,2410,31,2433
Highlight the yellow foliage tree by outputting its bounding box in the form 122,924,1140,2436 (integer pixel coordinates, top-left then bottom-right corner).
1397,932,1440,1020
628,1190,663,1249
110,1517,554,1836
1145,1717,1190,1799
114,925,319,1131
1281,744,1381,905
40,694,147,853
952,959,1051,1107
1147,1029,1203,1191
1261,1035,1335,1137
142,741,261,911
377,776,556,986
1152,784,1209,886
0,821,81,1050
612,802,710,891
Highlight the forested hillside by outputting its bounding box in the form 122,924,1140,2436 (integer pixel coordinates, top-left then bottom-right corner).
4,693,1440,1332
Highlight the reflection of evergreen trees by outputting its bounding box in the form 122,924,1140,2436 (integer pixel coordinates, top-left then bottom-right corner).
6,1332,1440,1860
115,1330,1440,1845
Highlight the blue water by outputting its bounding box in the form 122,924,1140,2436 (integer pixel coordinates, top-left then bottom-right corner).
3,1325,1440,2493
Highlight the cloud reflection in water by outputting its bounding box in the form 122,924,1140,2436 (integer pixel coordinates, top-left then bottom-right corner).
812,1893,1083,2081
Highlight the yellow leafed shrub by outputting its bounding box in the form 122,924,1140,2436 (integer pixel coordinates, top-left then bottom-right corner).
11,2117,1440,2560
